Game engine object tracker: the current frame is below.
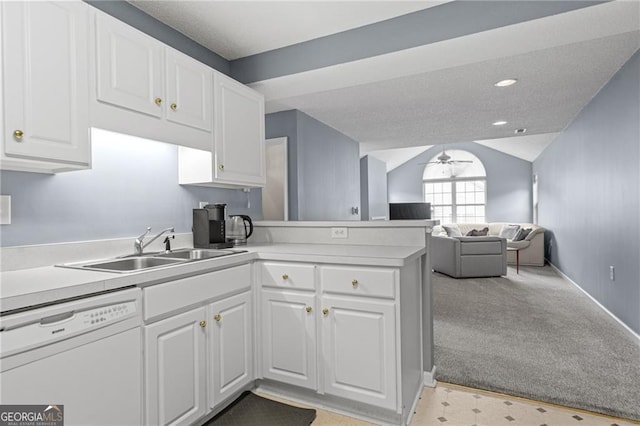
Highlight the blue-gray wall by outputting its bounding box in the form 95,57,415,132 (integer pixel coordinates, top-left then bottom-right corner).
0,132,260,247
533,51,640,334
266,110,360,221
85,1,230,74
388,142,533,223
360,155,388,220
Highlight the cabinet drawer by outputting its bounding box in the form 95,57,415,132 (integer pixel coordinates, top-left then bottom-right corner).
144,264,251,321
321,266,396,299
260,262,315,290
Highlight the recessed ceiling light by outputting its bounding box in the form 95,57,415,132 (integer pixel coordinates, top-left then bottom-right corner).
492,121,508,126
494,79,518,87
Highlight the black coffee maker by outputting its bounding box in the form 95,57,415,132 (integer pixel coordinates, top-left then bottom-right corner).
193,204,233,249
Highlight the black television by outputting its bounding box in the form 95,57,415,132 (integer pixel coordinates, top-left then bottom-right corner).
389,202,431,220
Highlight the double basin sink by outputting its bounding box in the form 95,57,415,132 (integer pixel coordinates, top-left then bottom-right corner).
58,248,246,274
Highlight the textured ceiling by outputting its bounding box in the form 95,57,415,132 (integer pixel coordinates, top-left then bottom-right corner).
129,1,640,166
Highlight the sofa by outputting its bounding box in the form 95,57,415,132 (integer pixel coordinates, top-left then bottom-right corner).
433,222,546,266
431,235,507,278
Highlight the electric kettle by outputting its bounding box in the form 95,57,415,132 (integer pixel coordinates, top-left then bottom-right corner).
227,215,253,246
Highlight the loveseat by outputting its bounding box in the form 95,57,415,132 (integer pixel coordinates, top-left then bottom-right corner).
433,222,546,266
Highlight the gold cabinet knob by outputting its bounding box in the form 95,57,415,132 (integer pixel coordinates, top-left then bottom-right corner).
305,306,312,313
214,314,221,322
218,164,224,171
13,130,24,140
170,103,177,111
352,279,358,287
199,320,207,328
155,97,162,106
282,274,289,280
322,308,329,316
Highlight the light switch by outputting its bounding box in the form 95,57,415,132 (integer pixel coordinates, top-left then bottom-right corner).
0,195,11,224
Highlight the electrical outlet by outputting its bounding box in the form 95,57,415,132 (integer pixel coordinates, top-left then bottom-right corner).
609,266,615,281
331,227,348,239
0,195,11,225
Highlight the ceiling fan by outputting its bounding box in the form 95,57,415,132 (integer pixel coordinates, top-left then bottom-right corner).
422,149,473,166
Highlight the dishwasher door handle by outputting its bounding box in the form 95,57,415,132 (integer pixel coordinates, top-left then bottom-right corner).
40,311,75,325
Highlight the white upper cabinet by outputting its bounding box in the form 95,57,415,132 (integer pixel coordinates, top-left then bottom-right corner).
92,10,213,150
95,13,163,118
165,50,213,132
213,72,266,186
178,71,266,188
1,1,91,173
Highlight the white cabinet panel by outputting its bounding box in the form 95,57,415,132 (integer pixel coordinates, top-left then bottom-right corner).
261,289,316,390
96,11,163,117
145,308,207,426
208,291,253,408
321,295,397,410
1,1,90,170
165,49,212,131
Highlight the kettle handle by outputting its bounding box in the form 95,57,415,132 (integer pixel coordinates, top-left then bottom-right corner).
241,215,253,238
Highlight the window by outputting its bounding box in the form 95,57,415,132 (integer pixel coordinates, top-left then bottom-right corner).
423,150,486,223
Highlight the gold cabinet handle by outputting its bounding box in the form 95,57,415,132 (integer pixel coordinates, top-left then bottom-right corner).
282,274,289,280
13,130,24,140
352,279,358,287
170,103,177,111
305,306,312,313
155,97,162,106
322,308,329,316
199,320,207,328
218,164,224,171
214,314,221,322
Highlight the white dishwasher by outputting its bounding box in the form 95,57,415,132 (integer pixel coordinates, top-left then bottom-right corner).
0,287,142,426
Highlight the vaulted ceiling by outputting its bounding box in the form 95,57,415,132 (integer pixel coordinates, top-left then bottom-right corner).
130,1,640,169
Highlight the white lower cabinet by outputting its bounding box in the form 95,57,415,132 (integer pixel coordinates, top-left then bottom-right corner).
143,264,253,426
261,288,317,390
144,308,207,426
321,295,397,410
259,261,404,415
208,291,253,408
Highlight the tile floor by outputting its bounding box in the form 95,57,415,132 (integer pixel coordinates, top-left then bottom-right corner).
258,382,639,426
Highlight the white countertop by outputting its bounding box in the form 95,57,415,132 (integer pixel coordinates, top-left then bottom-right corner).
0,243,424,313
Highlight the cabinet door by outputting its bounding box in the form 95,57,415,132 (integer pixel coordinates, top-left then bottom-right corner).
261,289,316,390
96,11,163,118
165,49,212,132
213,72,265,186
321,295,397,410
208,291,253,408
145,308,207,426
1,1,90,164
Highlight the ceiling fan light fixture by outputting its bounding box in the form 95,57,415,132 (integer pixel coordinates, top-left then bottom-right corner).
494,78,518,87
492,120,508,126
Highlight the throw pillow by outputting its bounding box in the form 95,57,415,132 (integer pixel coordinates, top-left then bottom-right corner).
499,224,520,240
442,225,462,237
465,227,489,236
513,227,532,241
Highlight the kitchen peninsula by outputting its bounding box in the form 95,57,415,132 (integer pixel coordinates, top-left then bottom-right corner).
0,220,437,426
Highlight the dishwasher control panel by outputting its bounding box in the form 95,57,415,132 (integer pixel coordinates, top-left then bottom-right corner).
1,293,139,358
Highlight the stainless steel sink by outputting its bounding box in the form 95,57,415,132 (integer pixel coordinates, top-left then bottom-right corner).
155,249,240,260
56,248,246,273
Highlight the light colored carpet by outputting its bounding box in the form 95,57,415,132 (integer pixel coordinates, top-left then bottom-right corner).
433,265,640,421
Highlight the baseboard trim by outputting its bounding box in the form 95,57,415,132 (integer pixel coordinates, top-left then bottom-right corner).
548,261,640,345
423,366,437,387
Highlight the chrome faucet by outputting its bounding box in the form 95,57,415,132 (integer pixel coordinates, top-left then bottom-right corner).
134,226,175,255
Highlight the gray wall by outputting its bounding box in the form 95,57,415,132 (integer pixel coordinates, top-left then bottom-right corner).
266,110,361,221
360,155,389,220
388,142,533,223
0,132,260,247
533,51,640,334
85,1,230,74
